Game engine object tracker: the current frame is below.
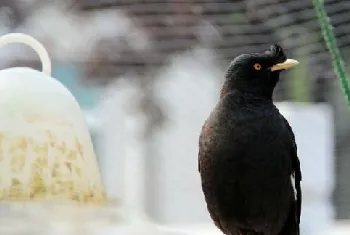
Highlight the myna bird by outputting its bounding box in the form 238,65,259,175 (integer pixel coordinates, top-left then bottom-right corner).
198,44,302,235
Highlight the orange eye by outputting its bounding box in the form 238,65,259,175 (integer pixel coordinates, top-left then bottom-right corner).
254,63,262,70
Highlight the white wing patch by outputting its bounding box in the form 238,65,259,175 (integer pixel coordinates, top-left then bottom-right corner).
291,173,297,200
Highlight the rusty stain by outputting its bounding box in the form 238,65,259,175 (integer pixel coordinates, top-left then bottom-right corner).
0,130,107,203
65,162,72,171
18,138,28,150
58,142,67,153
45,130,54,139
74,138,83,155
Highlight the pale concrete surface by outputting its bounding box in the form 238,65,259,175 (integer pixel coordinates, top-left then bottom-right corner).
159,222,350,235
0,202,348,235
0,202,182,235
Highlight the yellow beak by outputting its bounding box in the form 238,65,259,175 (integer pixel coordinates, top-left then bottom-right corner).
270,59,299,71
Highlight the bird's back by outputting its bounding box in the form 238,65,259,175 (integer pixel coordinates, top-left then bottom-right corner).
198,92,298,235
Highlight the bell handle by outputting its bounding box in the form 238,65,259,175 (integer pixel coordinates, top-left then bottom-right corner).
0,33,51,76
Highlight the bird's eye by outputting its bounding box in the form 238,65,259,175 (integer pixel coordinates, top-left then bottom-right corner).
253,63,262,71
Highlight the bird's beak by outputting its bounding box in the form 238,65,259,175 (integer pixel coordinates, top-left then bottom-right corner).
270,59,299,71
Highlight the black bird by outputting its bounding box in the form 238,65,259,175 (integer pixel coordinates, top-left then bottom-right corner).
198,45,302,235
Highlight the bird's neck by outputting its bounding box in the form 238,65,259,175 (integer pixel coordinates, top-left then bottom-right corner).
220,79,274,101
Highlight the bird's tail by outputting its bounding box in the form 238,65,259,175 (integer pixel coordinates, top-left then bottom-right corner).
236,230,263,235
276,203,300,235
242,232,263,235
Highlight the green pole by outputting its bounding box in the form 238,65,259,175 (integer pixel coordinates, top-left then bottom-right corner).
313,0,350,106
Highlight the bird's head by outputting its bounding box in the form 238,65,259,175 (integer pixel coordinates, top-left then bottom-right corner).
221,44,299,100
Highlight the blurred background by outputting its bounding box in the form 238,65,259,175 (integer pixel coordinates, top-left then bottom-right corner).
0,0,349,235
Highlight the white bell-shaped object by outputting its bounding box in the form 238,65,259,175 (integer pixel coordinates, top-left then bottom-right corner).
0,33,106,203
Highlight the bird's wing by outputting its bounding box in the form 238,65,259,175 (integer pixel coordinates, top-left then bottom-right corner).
198,120,207,173
198,120,228,233
282,116,302,224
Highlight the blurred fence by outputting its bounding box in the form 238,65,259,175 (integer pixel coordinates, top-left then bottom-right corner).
0,0,350,222
80,0,350,220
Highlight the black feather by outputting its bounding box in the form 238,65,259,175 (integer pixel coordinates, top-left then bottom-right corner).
198,45,302,235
